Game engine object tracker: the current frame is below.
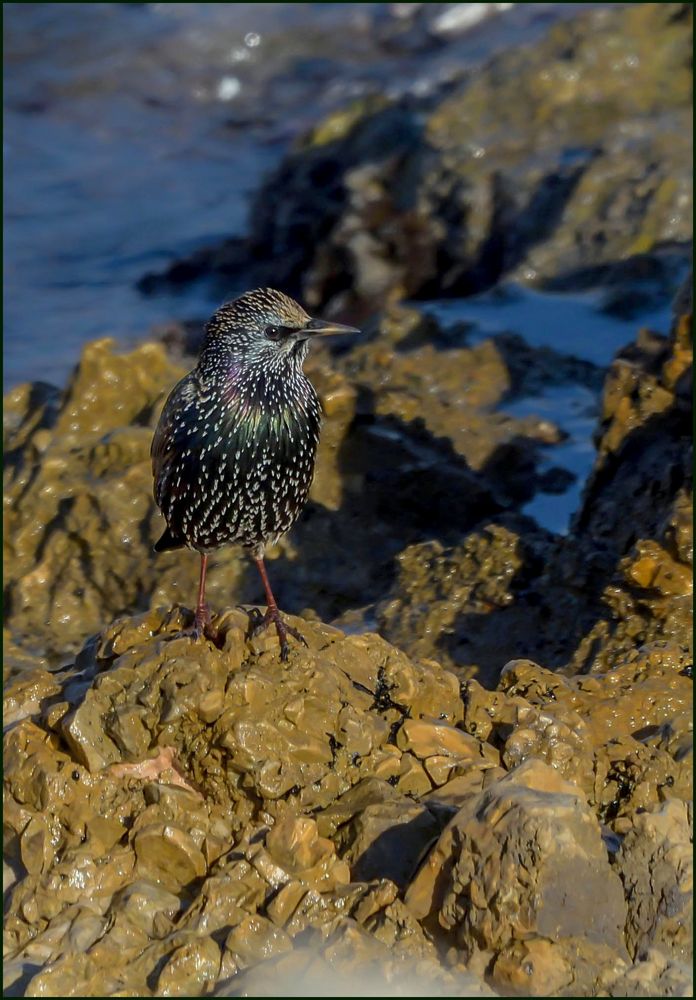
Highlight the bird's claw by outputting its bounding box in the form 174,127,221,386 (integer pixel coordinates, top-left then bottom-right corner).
245,606,266,636
246,606,307,661
171,604,217,643
177,625,204,641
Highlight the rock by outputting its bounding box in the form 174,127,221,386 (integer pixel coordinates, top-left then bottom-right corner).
3,666,61,728
144,4,691,314
336,797,440,889
332,306,570,492
3,591,692,995
315,778,405,838
378,308,693,683
133,823,207,893
156,936,221,997
4,312,555,667
456,648,692,822
112,880,182,936
614,800,693,963
406,759,629,994
601,948,693,997
263,813,351,891
377,519,552,683
2,10,692,987
223,914,293,974
3,612,480,995
3,339,190,660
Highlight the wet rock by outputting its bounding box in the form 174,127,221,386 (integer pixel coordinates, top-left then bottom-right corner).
333,304,568,488
601,947,693,998
335,796,440,889
3,612,477,995
377,519,552,682
145,4,691,313
614,800,693,964
3,67,692,993
3,665,61,728
3,339,188,659
112,880,182,936
3,630,51,688
156,936,221,997
562,315,694,673
3,591,691,994
133,823,207,893
406,759,629,995
457,647,692,823
378,306,693,683
5,308,561,669
575,316,692,560
263,812,351,891
315,777,404,838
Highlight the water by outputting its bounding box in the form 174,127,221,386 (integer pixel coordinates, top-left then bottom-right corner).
3,2,671,536
4,2,599,389
501,382,599,534
425,285,675,369
426,284,676,533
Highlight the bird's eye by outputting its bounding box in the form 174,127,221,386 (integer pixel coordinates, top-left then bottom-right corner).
264,325,295,342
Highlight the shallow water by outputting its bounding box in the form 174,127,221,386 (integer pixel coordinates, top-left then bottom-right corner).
426,285,675,369
502,381,598,535
425,285,676,532
3,2,672,536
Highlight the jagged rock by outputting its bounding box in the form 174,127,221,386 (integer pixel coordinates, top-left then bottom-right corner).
143,4,692,315
614,800,693,964
457,648,692,822
3,595,692,995
3,8,693,997
600,948,693,997
5,312,564,667
378,309,693,683
406,759,629,995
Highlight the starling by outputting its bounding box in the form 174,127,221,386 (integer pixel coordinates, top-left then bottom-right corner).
151,288,358,659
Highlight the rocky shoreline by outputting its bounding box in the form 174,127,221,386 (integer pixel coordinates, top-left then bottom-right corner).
4,286,692,996
3,3,692,996
139,3,692,320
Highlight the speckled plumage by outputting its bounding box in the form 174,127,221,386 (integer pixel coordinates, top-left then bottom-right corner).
151,288,358,657
153,289,324,554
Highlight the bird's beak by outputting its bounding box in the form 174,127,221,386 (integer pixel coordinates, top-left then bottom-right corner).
303,317,360,338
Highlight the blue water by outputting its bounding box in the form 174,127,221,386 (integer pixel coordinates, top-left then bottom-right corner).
502,382,599,534
425,285,674,368
3,3,675,536
4,2,601,389
425,284,676,533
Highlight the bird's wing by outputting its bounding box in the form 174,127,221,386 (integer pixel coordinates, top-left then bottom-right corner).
151,372,199,508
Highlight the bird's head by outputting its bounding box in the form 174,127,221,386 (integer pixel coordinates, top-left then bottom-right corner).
200,288,358,372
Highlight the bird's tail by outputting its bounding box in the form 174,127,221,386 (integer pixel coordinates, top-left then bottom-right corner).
154,526,186,553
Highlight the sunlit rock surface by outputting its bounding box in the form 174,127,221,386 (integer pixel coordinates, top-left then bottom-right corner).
4,602,691,996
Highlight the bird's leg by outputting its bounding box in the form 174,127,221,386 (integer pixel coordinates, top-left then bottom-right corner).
195,553,211,631
251,556,307,661
178,553,212,640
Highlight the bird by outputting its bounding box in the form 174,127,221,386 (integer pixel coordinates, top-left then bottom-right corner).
151,288,359,660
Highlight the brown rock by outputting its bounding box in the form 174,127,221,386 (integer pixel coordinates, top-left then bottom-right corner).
406,759,628,993
601,947,693,997
156,936,221,997
614,799,693,963
133,823,207,892
337,797,440,889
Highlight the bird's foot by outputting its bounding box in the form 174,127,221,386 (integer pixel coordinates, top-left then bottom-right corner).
246,606,307,661
174,604,217,643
